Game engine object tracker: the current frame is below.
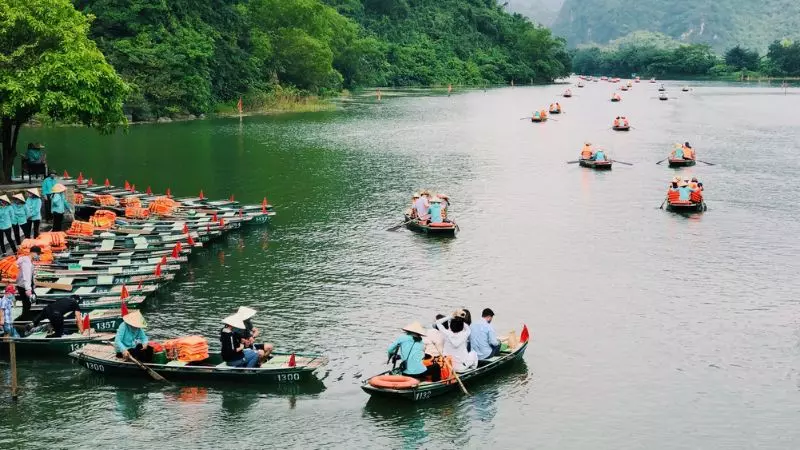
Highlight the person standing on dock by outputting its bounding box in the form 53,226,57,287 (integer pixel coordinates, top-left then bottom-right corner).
41,171,57,221
11,194,27,243
15,246,40,314
0,285,19,337
50,183,69,231
0,195,17,255
25,188,42,238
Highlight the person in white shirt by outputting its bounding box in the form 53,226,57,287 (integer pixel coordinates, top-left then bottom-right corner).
423,314,446,356
414,191,431,222
435,312,478,372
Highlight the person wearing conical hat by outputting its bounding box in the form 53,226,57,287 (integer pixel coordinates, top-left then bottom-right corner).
115,310,153,362
233,306,274,363
388,321,440,381
0,195,16,255
581,142,594,160
677,180,692,201
50,183,69,232
429,195,443,224
25,188,42,239
410,193,421,218
220,313,260,367
10,193,27,244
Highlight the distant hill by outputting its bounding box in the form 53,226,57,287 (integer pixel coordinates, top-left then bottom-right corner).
505,0,564,26
551,0,800,51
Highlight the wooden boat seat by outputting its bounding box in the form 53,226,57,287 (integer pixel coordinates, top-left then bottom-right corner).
262,355,291,366
166,360,190,367
75,287,96,295
97,275,114,285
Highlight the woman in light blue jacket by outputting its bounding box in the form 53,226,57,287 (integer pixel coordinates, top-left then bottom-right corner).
11,193,28,244
25,188,43,239
0,195,16,254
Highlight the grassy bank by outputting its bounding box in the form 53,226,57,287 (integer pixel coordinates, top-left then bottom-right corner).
214,86,336,118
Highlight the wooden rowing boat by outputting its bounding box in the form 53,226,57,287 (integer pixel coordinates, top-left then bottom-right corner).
362,341,528,401
611,97,621,102
530,116,547,123
667,158,696,168
71,343,328,384
12,308,122,333
43,262,182,274
35,294,146,311
612,125,630,131
549,108,561,114
36,272,174,287
579,159,613,170
55,247,192,260
666,200,706,213
1,332,115,358
33,283,159,300
404,215,457,237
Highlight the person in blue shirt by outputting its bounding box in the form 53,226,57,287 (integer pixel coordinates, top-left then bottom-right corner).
388,322,440,382
41,171,57,221
50,183,69,231
11,194,27,243
671,144,684,159
469,308,500,360
0,285,19,337
115,311,153,362
25,188,42,239
0,195,16,255
429,196,443,223
677,181,692,201
592,149,607,161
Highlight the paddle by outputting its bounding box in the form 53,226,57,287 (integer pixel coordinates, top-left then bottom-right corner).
611,160,633,166
127,352,169,382
659,198,667,209
566,160,581,164
431,341,469,396
387,218,412,232
35,281,73,291
697,160,716,166
655,157,669,165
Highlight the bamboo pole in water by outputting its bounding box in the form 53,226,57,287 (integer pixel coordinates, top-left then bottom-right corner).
5,336,18,401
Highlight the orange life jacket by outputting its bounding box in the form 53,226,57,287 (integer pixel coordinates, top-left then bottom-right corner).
667,190,680,202
581,146,593,159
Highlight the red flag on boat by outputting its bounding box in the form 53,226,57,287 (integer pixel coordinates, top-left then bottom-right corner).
88,178,94,187
82,314,90,331
288,353,296,367
146,186,152,195
212,212,218,222
120,284,130,300
63,170,70,178
239,208,243,218
171,243,180,258
166,188,172,198
229,194,234,202
154,263,162,276
121,301,129,316
261,197,268,214
182,224,189,234
237,97,243,114
219,218,225,227
104,178,110,187
77,172,84,183
131,184,136,192
161,256,167,265
199,190,204,200
187,233,195,246
124,180,130,190
520,325,530,343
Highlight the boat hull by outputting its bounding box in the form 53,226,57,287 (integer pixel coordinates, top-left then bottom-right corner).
362,342,528,402
579,159,613,170
404,216,457,237
666,201,706,213
667,158,696,168
1,333,114,358
612,126,630,131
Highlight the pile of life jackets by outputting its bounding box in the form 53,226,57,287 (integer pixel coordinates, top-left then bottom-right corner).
149,196,180,216
90,210,117,230
690,190,703,203
93,195,117,207
0,256,18,279
125,207,150,219
613,117,630,127
119,196,142,208
68,220,95,236
36,232,67,251
163,335,209,362
18,238,55,262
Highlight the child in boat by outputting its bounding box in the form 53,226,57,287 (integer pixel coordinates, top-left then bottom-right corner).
388,322,440,382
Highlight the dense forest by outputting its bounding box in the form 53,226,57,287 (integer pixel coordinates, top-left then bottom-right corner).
570,32,800,78
71,0,571,121
551,0,800,51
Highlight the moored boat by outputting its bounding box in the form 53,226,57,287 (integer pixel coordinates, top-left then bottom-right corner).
667,158,696,168
579,159,613,170
70,343,328,384
404,215,457,237
362,340,528,402
1,332,115,358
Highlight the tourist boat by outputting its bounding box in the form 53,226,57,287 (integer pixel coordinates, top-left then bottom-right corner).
44,261,183,274
562,91,572,98
658,87,666,92
635,77,641,83
14,308,122,333
577,82,584,88
681,86,690,92
1,332,115,358
658,93,669,101
579,159,613,170
620,85,629,91
530,116,548,123
612,124,630,131
55,247,192,262
362,340,528,402
36,272,174,288
70,232,201,247
665,199,706,213
32,283,159,300
35,294,147,311
650,78,657,83
667,158,696,168
70,343,329,384
549,107,561,114
404,215,457,237
611,96,621,102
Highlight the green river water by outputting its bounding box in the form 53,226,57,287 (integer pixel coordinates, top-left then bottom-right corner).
2,80,800,449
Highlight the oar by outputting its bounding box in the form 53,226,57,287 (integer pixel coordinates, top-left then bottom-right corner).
432,341,469,396
655,157,669,165
697,160,716,166
611,160,633,166
566,160,581,164
128,353,169,383
659,198,667,209
387,218,412,232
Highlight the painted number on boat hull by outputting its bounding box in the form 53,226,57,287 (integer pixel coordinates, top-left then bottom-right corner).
276,373,300,383
414,391,431,401
94,321,116,331
69,343,88,352
85,362,105,372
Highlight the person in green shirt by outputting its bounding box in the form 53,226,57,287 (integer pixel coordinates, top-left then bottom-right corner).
25,143,46,164
41,171,57,221
25,188,42,239
0,195,16,255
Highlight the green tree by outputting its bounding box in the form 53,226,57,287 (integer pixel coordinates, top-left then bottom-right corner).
724,45,760,71
767,39,800,76
0,0,128,181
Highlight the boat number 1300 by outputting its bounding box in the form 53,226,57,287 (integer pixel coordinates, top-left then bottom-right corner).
276,373,300,383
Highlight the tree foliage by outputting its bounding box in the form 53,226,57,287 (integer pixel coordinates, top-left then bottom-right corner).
724,45,760,71
766,39,800,75
0,0,128,181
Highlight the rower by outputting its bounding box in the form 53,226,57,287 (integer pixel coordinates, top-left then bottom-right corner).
115,311,153,362
409,193,420,218
414,190,430,223
581,142,594,159
437,194,450,220
592,148,607,161
388,322,440,382
429,196,443,223
682,142,695,160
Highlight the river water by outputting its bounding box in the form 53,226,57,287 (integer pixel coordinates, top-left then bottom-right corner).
3,81,800,449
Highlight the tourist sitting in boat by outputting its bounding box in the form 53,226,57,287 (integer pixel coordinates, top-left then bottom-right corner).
388,321,440,382
414,190,431,223
235,306,274,364
690,177,703,191
27,294,82,338
437,194,450,220
580,142,594,159
470,308,500,360
671,143,684,159
429,196,444,223
677,180,692,201
435,311,478,372
115,310,153,363
682,142,695,160
540,110,548,120
409,193,420,218
16,245,41,314
221,313,259,367
0,285,18,337
591,149,608,161
423,314,446,357
532,110,542,120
